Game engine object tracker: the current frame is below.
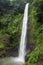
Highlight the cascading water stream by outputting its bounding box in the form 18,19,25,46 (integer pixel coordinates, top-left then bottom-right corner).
12,3,29,64
0,3,29,65
19,3,29,61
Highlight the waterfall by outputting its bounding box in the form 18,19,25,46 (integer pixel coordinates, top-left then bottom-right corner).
14,3,29,63
0,3,29,65
19,3,29,62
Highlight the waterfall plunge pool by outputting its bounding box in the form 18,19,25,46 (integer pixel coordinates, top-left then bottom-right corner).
0,57,24,65
0,3,29,65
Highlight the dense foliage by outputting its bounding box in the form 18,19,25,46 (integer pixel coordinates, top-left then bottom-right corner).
26,0,43,65
0,0,31,57
0,0,43,65
0,0,24,57
0,13,23,56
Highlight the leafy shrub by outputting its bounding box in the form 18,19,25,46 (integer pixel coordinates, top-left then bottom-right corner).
27,47,40,63
0,13,23,57
26,0,43,64
0,43,5,49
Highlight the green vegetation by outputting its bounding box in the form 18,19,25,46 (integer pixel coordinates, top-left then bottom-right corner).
25,0,43,65
0,13,23,56
0,0,31,57
0,43,4,49
0,0,43,65
0,0,24,56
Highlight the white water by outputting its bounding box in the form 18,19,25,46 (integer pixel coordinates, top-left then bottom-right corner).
0,3,29,65
12,3,29,64
19,3,29,61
